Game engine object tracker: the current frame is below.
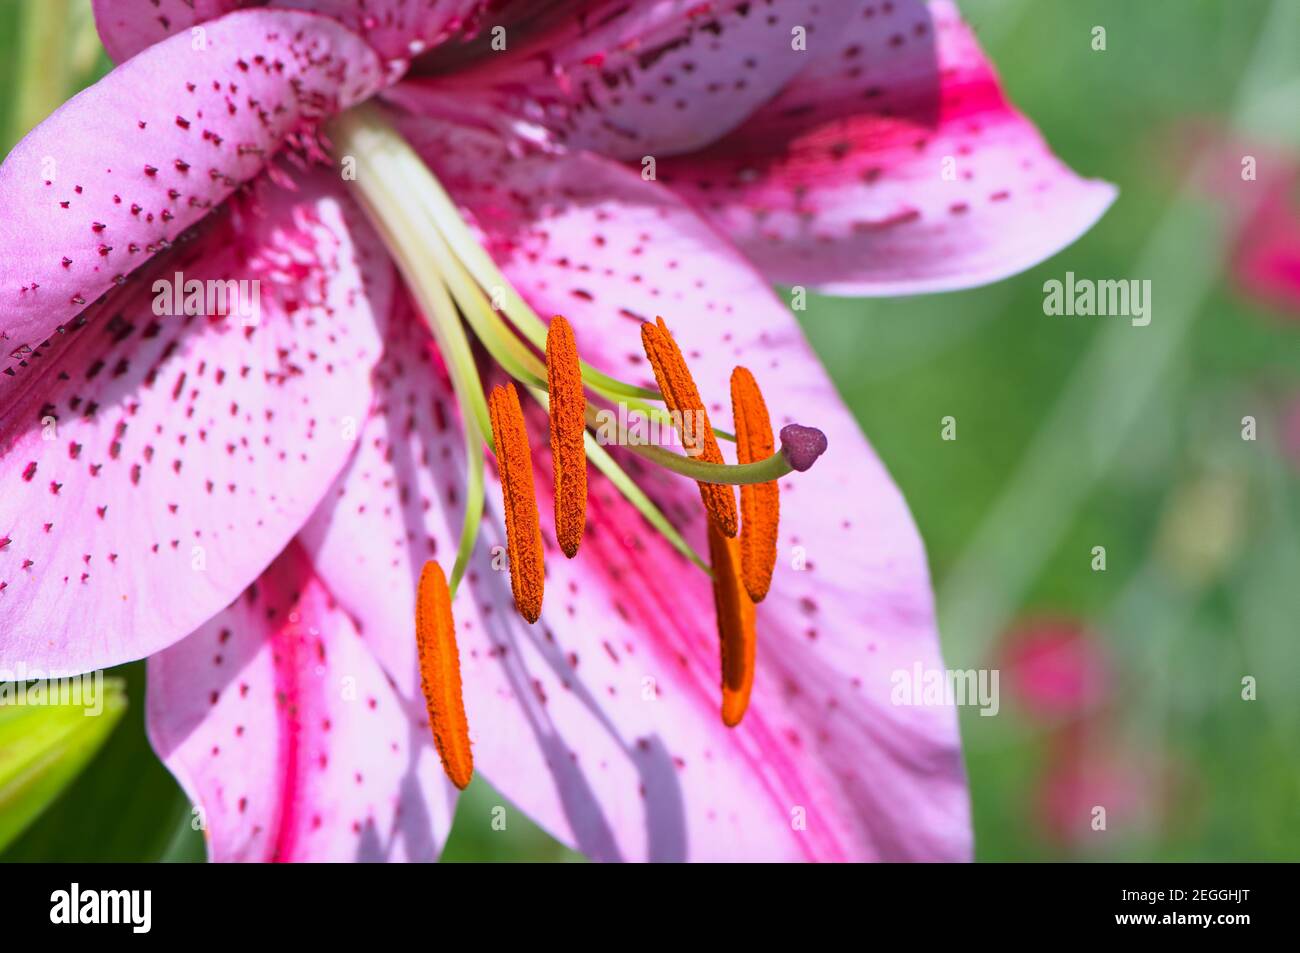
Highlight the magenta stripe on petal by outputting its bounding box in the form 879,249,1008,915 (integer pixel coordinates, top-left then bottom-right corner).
664,0,1116,295
147,541,457,862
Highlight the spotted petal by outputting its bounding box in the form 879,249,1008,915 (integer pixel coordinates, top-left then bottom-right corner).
147,541,456,861
419,0,846,159
663,0,1116,294
91,0,255,62
297,294,476,698
92,0,503,66
0,7,384,351
273,0,504,63
0,173,393,674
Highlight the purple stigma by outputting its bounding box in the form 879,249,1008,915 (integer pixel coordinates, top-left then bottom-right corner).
779,424,828,472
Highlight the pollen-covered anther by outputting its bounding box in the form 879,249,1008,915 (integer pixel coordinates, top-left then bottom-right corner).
488,381,545,623
730,367,779,603
546,315,588,559
415,560,473,790
708,522,757,727
640,317,738,537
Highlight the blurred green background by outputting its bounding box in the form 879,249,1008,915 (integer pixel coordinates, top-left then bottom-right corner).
1,0,1297,862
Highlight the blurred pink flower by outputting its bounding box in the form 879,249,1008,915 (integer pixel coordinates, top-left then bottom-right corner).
1178,125,1300,316
1035,725,1150,850
998,617,1110,720
1228,161,1300,314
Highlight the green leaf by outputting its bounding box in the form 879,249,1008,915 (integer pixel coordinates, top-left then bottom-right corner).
0,676,126,853
0,661,204,863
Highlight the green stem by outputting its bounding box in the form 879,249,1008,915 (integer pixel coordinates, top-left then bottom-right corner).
405,146,654,400
331,109,489,595
583,401,791,484
423,274,487,596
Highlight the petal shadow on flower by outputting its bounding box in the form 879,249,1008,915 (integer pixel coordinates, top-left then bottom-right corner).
361,723,441,862
325,313,689,862
448,501,689,864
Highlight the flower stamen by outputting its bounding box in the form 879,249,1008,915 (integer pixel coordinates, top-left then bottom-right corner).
707,522,757,727
416,560,474,790
546,316,587,559
730,367,779,602
332,104,835,737
641,317,739,537
488,382,545,623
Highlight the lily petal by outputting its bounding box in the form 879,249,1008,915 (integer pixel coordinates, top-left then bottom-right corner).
663,0,1116,294
91,0,254,63
298,293,475,700
324,109,970,860
147,541,456,861
422,0,846,158
1230,161,1300,313
273,0,501,63
0,173,393,674
0,7,384,350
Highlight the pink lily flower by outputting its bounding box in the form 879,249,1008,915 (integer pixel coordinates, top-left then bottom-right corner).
0,0,1114,861
1228,158,1300,315
997,617,1110,721
1035,722,1179,852
1181,127,1300,316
